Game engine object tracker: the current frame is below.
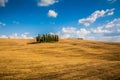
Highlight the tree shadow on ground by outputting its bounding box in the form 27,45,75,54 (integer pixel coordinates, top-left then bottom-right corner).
28,42,38,44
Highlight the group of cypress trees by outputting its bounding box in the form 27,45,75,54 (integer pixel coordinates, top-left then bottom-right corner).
36,34,59,43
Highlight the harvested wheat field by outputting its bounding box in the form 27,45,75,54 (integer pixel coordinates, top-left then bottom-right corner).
0,39,120,80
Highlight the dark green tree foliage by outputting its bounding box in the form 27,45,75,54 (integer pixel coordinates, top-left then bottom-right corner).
36,34,59,43
36,34,41,42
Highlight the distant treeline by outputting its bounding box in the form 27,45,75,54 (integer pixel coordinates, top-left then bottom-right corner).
36,34,59,43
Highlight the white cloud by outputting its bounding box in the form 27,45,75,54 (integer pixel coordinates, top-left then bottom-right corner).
48,10,58,18
57,27,90,39
105,18,120,28
21,32,33,39
38,0,58,6
91,18,120,34
92,27,112,33
88,35,120,42
0,22,6,26
0,0,8,7
0,35,8,38
9,33,19,39
76,28,91,38
54,18,120,42
89,18,120,42
62,27,76,33
106,8,115,16
0,32,33,39
117,29,120,32
78,8,115,26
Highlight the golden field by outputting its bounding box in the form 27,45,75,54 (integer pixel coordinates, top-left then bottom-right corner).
0,39,120,80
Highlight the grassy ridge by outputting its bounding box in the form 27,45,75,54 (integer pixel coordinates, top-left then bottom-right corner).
0,39,120,80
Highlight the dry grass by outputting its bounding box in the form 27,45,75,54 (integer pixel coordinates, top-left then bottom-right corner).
0,38,120,80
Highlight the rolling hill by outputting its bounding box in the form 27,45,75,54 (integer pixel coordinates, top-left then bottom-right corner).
0,39,120,80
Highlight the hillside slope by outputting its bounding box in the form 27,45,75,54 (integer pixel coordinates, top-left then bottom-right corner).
0,39,120,80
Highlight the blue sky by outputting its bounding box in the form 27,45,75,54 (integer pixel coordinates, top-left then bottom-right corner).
0,0,120,41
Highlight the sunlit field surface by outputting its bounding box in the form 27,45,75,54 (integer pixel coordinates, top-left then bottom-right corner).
0,39,120,80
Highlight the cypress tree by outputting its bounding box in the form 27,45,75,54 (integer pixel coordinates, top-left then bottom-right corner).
36,34,41,43
36,34,59,43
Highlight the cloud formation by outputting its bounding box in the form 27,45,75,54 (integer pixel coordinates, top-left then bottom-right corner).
0,0,8,7
0,32,33,39
21,32,32,39
48,10,58,18
91,18,120,34
105,18,120,28
52,18,120,42
57,27,90,38
0,35,8,38
38,0,58,6
90,18,120,42
91,27,112,34
78,8,115,26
